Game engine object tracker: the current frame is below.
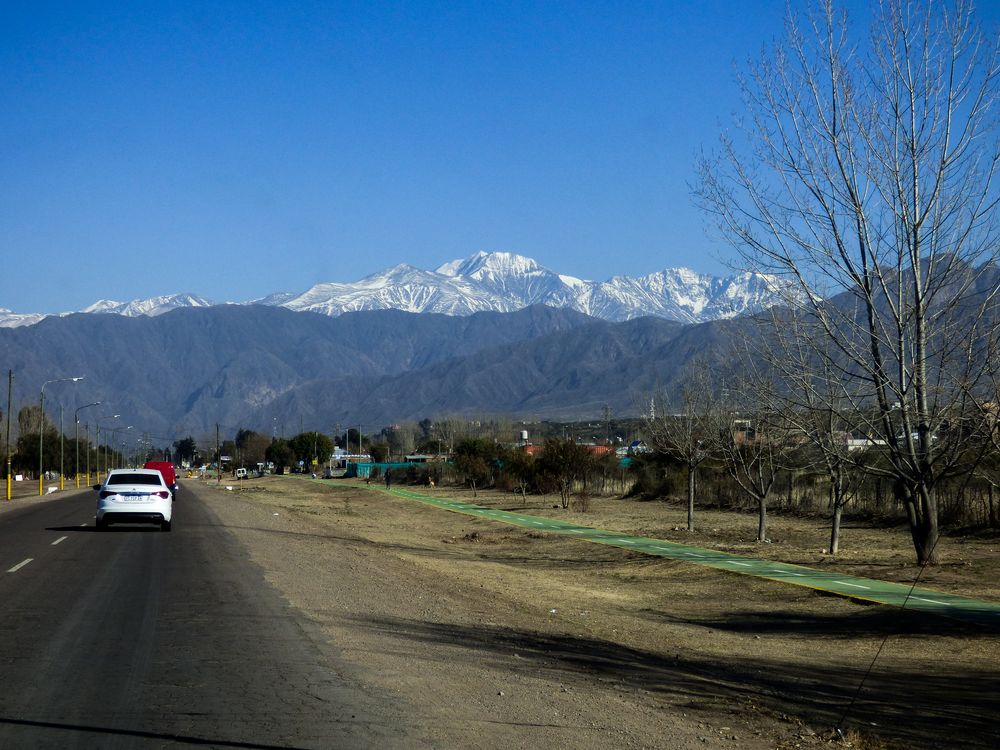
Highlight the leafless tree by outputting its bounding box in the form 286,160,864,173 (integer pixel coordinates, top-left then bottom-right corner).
644,363,720,532
715,376,796,543
745,309,870,555
698,0,1000,563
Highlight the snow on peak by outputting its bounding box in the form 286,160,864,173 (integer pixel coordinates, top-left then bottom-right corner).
83,293,213,317
277,252,795,323
0,253,798,328
436,251,543,278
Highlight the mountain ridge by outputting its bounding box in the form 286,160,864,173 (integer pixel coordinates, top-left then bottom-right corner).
1,252,794,328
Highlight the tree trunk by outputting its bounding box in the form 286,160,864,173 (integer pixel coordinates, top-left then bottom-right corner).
898,480,940,565
757,495,767,542
686,463,696,532
914,484,940,565
829,502,842,556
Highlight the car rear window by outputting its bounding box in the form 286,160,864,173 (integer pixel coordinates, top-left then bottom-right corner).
108,473,163,485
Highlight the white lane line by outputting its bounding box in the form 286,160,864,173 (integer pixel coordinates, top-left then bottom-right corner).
652,546,672,551
615,539,636,544
912,596,951,606
685,552,705,558
80,523,87,527
51,536,68,546
785,571,806,577
729,561,752,567
834,580,871,590
7,559,33,573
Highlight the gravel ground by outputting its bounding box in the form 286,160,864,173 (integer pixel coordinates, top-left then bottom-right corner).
188,477,999,749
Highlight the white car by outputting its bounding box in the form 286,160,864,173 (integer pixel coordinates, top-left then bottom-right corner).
95,468,173,531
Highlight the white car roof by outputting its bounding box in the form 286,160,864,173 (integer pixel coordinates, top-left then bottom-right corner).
106,469,167,481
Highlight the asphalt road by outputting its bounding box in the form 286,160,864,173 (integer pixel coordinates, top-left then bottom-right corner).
0,482,410,749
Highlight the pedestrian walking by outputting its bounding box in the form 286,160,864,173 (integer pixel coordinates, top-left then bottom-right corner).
385,468,391,489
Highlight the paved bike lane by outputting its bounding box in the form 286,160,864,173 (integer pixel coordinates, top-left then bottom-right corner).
388,487,1000,629
293,476,1000,629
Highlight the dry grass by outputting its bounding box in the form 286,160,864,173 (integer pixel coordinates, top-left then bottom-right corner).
204,475,1000,750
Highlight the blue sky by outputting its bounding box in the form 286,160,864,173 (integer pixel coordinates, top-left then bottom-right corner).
3,1,994,314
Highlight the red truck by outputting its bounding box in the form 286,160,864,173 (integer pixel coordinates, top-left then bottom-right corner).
144,461,179,500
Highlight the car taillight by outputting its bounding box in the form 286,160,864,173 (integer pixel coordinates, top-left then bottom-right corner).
100,490,114,499
155,491,169,499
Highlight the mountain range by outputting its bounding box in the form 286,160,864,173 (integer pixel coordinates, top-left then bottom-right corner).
0,252,793,328
2,255,995,446
0,303,745,440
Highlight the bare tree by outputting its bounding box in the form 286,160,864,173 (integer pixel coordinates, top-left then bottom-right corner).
716,390,792,543
746,309,870,555
538,439,594,509
698,0,1000,563
644,364,719,532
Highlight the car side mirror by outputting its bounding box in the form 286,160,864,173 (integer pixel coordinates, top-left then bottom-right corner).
92,484,101,491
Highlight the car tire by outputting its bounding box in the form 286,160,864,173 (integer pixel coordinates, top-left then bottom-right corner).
161,520,172,532
95,517,106,531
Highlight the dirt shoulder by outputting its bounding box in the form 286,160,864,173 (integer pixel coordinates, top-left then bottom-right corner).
195,476,1000,750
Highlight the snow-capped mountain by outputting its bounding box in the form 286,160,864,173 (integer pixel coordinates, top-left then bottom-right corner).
81,293,213,317
278,251,794,323
0,308,48,328
0,252,795,328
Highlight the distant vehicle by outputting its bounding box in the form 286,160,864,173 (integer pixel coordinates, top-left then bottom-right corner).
144,461,179,501
94,468,173,531
235,467,249,480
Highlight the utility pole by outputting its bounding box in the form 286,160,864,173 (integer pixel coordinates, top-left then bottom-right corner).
5,370,12,501
216,423,221,486
59,404,64,490
85,423,91,484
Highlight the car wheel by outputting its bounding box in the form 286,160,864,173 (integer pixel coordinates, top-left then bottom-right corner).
95,517,106,531
161,520,172,532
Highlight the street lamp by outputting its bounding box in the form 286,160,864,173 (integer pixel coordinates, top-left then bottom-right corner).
39,376,84,496
108,425,132,469
95,415,120,478
5,369,11,502
75,402,100,488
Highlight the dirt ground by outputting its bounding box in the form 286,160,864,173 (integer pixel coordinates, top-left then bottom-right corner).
197,477,997,749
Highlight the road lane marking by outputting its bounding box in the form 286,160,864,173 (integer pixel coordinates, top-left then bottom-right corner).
51,536,68,546
7,559,33,573
834,581,871,590
729,561,752,567
912,596,951,606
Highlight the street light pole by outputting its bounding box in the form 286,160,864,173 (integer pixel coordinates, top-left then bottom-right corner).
59,405,64,491
94,414,120,479
108,425,132,469
5,370,11,502
75,402,100,488
39,376,84,496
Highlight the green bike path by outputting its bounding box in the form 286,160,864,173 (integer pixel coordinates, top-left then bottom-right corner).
292,476,1000,629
